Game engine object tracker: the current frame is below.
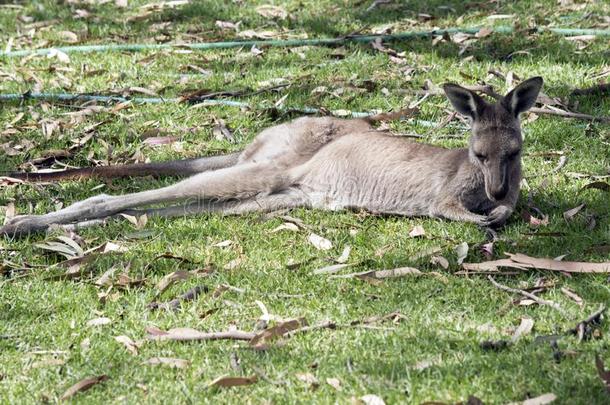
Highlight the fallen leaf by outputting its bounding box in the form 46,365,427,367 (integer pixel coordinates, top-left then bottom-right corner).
336,245,351,263
326,377,342,391
361,394,386,405
224,257,243,270
430,256,449,269
30,358,66,369
208,375,258,388
409,225,426,238
312,263,352,275
563,204,585,221
507,393,557,405
455,242,469,265
596,356,610,394
308,233,332,250
249,318,307,350
296,372,319,388
115,335,138,355
60,375,109,400
475,27,493,38
154,270,191,297
270,222,299,233
462,252,610,273
522,210,549,227
256,4,288,19
511,317,534,342
86,317,111,327
143,357,189,368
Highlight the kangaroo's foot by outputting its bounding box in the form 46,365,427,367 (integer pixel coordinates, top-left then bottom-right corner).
480,205,513,228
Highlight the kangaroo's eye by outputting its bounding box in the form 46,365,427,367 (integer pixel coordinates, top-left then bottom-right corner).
475,153,487,162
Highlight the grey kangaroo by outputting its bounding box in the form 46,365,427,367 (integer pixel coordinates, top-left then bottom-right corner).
0,77,543,237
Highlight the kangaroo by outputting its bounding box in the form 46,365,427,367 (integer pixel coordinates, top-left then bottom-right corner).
0,77,543,237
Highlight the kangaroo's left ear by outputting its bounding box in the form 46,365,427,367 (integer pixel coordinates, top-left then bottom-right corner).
502,76,543,117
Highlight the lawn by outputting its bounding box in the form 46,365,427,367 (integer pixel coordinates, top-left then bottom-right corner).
1,0,609,403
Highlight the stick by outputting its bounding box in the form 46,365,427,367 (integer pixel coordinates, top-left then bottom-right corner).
488,276,568,316
284,319,337,337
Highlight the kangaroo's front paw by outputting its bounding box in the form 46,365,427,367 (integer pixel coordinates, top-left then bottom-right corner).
482,206,513,228
0,215,48,238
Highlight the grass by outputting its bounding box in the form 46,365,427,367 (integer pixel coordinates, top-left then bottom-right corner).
1,0,610,403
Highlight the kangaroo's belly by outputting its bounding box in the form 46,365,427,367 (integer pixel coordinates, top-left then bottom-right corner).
295,134,451,216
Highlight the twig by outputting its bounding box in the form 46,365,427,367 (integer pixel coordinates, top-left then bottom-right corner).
568,305,606,342
284,319,337,337
529,107,610,123
488,276,568,317
148,285,208,311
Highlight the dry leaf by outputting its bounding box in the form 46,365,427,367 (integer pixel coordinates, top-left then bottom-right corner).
208,375,258,388
60,375,109,400
430,256,449,269
462,252,610,273
582,181,609,192
270,222,299,233
455,242,469,265
336,245,351,263
361,394,386,405
475,27,493,38
155,270,191,297
326,377,342,391
312,263,352,275
115,335,138,355
511,318,534,342
86,317,111,327
296,372,319,388
308,233,332,250
249,318,307,350
31,358,66,369
507,393,557,405
408,225,426,238
143,357,189,368
563,204,585,221
256,5,288,19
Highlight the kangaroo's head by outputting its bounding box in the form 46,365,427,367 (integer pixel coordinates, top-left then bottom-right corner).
443,77,543,202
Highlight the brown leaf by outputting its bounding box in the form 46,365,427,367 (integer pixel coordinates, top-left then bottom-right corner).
326,377,342,391
308,233,332,250
463,252,610,273
154,270,191,298
142,136,178,146
296,372,319,388
408,225,426,238
86,317,111,327
256,5,288,19
115,335,139,355
209,375,258,388
60,375,109,400
521,210,549,227
511,317,534,342
508,393,557,405
475,27,493,38
249,318,307,350
143,357,189,369
361,394,386,405
563,203,585,221
596,356,610,394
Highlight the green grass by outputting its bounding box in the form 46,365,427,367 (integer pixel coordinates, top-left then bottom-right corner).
1,0,610,403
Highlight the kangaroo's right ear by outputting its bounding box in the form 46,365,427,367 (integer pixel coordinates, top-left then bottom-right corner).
502,76,543,117
442,83,487,120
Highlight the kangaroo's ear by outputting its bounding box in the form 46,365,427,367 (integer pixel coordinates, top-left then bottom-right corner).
502,76,543,117
442,83,487,120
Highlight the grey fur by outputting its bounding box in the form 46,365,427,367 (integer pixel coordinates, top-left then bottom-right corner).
0,77,543,237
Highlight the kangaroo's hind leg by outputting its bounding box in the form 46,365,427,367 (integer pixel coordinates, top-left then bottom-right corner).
0,162,293,237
